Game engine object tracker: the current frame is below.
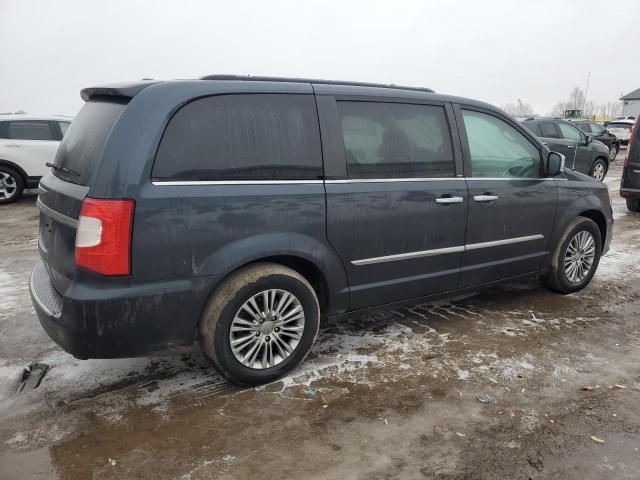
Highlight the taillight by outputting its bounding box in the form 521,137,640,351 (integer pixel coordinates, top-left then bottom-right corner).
75,198,135,276
625,123,639,166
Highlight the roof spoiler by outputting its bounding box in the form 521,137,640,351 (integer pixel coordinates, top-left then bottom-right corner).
80,80,161,102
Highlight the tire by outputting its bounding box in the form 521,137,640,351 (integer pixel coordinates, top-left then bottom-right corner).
199,263,320,386
627,197,640,212
589,158,607,181
0,166,25,204
543,217,602,294
608,144,618,162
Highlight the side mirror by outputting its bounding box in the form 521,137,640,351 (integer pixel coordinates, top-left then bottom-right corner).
585,134,593,144
547,152,565,176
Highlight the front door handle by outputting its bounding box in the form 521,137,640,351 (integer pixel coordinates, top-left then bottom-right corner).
435,196,464,204
567,145,574,149
474,195,499,202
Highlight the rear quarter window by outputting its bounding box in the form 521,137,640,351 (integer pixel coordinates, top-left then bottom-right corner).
53,99,127,185
153,94,323,181
7,121,54,140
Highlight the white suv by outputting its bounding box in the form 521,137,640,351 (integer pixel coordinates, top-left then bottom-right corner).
0,114,72,203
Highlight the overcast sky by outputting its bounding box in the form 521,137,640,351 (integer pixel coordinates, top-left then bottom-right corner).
1,0,639,117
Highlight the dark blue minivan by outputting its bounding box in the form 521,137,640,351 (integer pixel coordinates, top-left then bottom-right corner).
30,76,613,385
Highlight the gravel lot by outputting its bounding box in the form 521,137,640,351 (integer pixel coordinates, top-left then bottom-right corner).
1,155,639,480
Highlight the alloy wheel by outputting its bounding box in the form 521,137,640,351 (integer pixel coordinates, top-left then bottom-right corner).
608,145,617,161
0,172,18,200
592,162,605,181
229,289,305,369
564,230,596,283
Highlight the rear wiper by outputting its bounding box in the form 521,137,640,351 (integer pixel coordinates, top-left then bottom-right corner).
46,162,80,177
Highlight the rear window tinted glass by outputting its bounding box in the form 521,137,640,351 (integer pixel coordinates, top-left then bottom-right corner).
336,101,454,178
608,122,634,129
7,121,54,140
53,99,126,185
539,122,559,138
153,94,322,181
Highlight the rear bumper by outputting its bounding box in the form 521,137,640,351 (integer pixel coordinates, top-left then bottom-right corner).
29,260,219,359
620,187,640,197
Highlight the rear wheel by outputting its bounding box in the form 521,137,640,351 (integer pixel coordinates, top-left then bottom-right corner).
589,158,607,181
0,166,24,204
543,217,602,294
199,263,320,386
627,197,640,212
608,144,618,161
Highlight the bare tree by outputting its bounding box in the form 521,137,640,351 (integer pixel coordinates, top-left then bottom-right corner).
569,87,585,110
502,99,534,117
548,87,621,118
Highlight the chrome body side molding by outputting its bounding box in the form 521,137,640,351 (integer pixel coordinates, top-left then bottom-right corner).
351,234,545,266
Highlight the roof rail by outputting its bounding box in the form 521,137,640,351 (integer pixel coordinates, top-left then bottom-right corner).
200,74,434,94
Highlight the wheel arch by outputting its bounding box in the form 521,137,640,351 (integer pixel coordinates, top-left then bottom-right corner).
0,159,29,182
578,209,607,246
593,155,609,168
542,192,610,272
199,233,350,316
239,255,330,315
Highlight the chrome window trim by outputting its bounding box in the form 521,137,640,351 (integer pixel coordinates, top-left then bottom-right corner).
351,234,544,266
36,197,78,228
465,177,557,181
326,177,465,184
151,177,566,186
151,180,324,186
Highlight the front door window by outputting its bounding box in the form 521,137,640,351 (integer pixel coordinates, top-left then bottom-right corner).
462,110,541,178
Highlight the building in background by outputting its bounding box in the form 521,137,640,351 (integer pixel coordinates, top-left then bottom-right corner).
621,88,640,117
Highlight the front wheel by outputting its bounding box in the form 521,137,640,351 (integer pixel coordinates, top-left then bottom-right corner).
589,159,607,181
543,217,602,294
199,263,320,386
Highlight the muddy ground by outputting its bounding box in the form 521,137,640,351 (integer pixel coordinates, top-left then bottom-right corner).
0,156,639,480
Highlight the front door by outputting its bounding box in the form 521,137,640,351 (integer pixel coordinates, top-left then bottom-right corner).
557,121,592,174
456,106,557,287
321,96,468,309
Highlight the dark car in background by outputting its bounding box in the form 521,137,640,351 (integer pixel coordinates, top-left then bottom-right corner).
521,117,611,180
569,119,620,161
621,120,640,212
30,76,613,385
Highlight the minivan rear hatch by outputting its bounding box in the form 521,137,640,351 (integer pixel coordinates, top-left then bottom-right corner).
38,98,127,294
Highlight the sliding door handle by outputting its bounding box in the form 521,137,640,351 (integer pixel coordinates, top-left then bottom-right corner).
474,195,499,202
435,196,464,204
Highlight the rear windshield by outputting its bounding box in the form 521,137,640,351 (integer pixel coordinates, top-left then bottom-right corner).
53,98,126,185
608,122,634,129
